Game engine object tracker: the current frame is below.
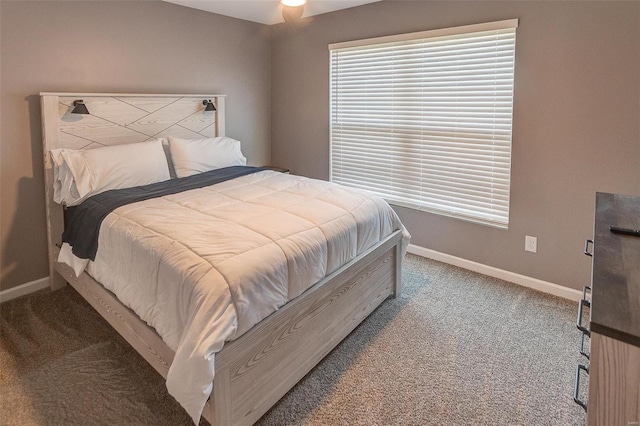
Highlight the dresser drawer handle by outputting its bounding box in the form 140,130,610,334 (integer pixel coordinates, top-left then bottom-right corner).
573,363,588,411
584,239,593,257
576,295,591,337
580,332,590,359
582,285,591,308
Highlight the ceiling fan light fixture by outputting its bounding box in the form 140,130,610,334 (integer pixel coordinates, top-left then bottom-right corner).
281,0,306,22
281,0,306,6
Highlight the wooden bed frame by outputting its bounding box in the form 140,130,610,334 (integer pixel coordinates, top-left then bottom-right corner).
40,92,403,425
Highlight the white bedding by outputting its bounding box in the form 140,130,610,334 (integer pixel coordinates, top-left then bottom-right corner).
58,170,409,423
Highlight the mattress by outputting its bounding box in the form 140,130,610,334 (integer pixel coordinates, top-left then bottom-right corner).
58,169,409,422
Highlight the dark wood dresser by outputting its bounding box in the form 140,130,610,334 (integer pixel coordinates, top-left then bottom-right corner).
575,192,640,425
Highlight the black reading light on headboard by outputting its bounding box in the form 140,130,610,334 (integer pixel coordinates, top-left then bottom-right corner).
71,99,90,114
203,99,216,112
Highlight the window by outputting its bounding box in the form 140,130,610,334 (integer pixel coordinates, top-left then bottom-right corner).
329,19,518,228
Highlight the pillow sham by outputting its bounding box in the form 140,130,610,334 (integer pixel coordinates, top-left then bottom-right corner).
168,136,247,178
53,139,170,206
50,148,80,205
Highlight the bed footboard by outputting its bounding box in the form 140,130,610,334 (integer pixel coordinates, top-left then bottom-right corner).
207,230,403,425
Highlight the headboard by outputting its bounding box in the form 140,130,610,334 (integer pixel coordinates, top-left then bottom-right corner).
40,92,226,289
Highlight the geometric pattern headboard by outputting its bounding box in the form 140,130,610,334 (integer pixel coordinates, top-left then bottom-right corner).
39,92,226,290
52,94,226,150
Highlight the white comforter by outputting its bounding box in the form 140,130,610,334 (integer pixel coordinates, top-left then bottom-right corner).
59,170,409,423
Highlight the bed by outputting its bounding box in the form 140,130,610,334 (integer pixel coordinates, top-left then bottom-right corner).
40,92,408,425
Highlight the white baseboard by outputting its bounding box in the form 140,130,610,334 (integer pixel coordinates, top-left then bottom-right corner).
0,277,50,303
1,247,582,303
407,244,583,302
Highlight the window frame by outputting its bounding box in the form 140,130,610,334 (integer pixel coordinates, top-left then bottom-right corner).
329,19,518,229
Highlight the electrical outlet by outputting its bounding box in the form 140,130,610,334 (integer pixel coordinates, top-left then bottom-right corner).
525,236,537,253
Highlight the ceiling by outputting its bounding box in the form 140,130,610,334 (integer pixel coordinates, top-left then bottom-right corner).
162,0,382,25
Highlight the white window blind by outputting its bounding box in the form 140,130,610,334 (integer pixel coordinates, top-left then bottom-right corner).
329,19,518,228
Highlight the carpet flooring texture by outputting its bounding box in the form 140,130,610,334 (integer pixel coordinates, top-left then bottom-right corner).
0,254,587,425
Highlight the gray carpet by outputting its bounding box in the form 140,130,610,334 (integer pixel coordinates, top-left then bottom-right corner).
0,254,587,425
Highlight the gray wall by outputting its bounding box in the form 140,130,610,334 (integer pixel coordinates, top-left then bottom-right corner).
0,1,271,290
271,1,640,290
2,0,638,294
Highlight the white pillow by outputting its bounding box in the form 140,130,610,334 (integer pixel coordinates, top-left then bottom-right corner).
168,136,247,178
50,148,81,205
53,139,170,206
